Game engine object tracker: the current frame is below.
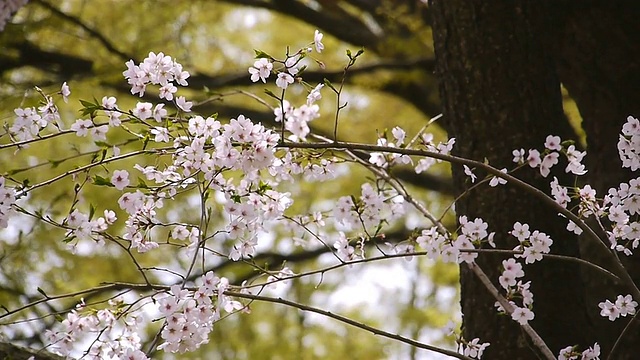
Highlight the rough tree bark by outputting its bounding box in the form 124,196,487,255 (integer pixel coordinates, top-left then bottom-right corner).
430,1,593,358
552,2,640,357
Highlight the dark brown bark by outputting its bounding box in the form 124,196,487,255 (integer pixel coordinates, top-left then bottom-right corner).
430,1,591,358
552,2,640,357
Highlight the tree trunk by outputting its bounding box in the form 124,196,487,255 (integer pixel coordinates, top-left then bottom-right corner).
430,1,592,358
552,2,640,357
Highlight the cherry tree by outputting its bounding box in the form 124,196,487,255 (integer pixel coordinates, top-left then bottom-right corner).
1,1,640,359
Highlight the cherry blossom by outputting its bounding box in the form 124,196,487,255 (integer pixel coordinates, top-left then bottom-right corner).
111,170,130,190
511,306,534,325
313,30,324,53
307,83,324,105
70,119,93,137
489,168,507,187
248,58,273,83
176,96,193,112
544,135,562,151
462,337,490,359
61,82,70,103
463,165,477,183
512,148,525,164
599,294,637,321
0,177,16,228
276,72,294,89
133,102,153,120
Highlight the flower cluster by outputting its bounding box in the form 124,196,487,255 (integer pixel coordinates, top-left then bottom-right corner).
461,337,491,359
248,33,325,140
603,176,640,255
414,135,456,173
118,190,166,253
558,343,601,360
489,222,551,326
598,294,637,321
64,208,116,246
416,217,493,264
122,51,191,107
510,222,553,264
369,127,412,168
0,177,16,228
174,114,281,178
44,299,147,359
273,85,322,140
248,58,273,83
496,257,534,325
333,231,364,262
11,99,59,142
513,134,586,177
157,273,243,353
333,183,405,232
546,118,640,256
248,31,321,91
444,321,490,359
618,115,640,170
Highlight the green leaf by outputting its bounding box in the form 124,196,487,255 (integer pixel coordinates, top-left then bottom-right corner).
93,175,114,187
137,177,148,189
37,287,48,298
258,180,272,194
88,203,95,221
253,49,273,60
324,79,338,93
99,148,107,162
49,159,63,168
62,235,76,244
79,98,101,117
264,89,281,101
142,134,150,150
79,99,97,108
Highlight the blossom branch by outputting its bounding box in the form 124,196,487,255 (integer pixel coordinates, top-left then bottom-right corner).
466,263,555,360
225,290,473,360
279,140,640,299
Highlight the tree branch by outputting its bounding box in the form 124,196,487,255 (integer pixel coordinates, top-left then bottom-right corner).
227,290,473,360
216,0,382,47
0,41,93,78
32,0,133,61
187,57,435,90
0,342,65,360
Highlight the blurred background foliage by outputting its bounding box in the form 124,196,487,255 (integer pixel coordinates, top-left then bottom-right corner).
0,0,587,359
